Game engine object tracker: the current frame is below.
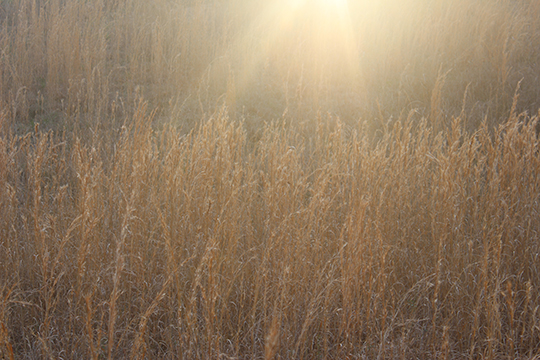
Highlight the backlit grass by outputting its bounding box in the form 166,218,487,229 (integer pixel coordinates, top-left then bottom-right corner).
1,0,540,358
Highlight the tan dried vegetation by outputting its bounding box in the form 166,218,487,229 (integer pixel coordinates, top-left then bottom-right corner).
1,0,540,358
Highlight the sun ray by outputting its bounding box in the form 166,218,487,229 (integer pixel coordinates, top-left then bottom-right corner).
223,0,360,109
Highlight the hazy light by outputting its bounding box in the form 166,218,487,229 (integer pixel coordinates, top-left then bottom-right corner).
317,0,349,12
219,0,360,110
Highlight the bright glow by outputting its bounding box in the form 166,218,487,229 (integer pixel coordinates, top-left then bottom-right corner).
317,0,349,12
224,0,360,105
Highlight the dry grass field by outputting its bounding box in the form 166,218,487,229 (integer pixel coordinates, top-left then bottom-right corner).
1,0,540,358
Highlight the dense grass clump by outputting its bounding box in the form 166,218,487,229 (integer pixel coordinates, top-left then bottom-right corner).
2,107,540,358
1,0,540,358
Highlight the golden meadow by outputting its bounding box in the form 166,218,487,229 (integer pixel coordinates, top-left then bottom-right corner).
1,0,540,358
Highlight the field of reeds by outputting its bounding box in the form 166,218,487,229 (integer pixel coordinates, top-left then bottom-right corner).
1,0,540,358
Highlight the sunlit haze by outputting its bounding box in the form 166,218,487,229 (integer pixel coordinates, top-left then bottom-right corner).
228,0,360,111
